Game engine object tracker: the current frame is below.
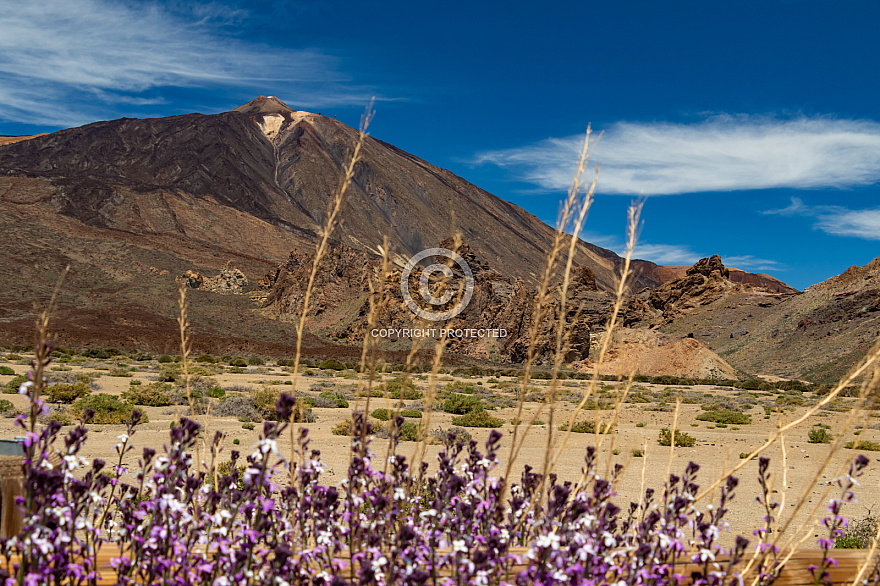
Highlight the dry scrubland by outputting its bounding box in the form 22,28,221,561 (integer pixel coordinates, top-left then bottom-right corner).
1,351,879,549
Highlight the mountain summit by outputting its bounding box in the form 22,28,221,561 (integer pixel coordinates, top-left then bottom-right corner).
232,95,297,115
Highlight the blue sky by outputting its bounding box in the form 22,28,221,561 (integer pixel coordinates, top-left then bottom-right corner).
1,0,878,290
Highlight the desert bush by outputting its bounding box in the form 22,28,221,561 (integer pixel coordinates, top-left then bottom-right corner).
6,354,24,361
844,440,880,451
0,399,13,413
4,375,27,394
39,408,74,426
45,382,91,403
632,448,644,457
658,428,696,447
400,409,422,418
0,366,15,375
205,387,225,399
371,408,392,421
451,410,503,428
735,379,774,391
157,354,173,363
430,426,472,444
195,354,216,363
385,377,421,400
331,419,352,436
808,428,833,443
559,420,614,434
776,395,805,406
242,422,255,431
835,512,879,548
214,396,262,422
441,393,483,415
696,410,752,425
122,383,173,407
357,389,384,398
317,391,349,408
247,357,265,366
107,368,132,377
395,420,421,442
229,358,248,367
72,394,147,425
318,358,346,371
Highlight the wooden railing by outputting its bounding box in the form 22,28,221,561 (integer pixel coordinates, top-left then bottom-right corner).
1,546,877,585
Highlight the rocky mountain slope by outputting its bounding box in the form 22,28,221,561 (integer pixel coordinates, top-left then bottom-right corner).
626,255,880,383
0,97,828,377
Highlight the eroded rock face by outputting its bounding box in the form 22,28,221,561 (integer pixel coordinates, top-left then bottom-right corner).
623,255,738,327
180,267,248,294
259,241,611,363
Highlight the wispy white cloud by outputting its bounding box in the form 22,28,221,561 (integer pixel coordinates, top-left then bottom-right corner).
765,197,880,241
475,114,880,195
631,243,701,265
0,0,376,126
584,234,784,272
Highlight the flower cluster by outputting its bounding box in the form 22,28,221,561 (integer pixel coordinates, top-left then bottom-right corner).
0,351,873,585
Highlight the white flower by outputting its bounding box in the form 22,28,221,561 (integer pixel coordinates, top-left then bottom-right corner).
452,539,467,553
18,381,33,395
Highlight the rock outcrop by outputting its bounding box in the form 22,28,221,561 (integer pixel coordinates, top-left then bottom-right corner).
180,266,248,294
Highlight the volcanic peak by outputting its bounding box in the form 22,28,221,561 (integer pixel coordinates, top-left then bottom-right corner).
232,95,297,115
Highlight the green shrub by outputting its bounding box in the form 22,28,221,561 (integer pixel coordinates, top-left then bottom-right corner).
72,394,147,425
232,439,240,445
396,420,420,442
332,420,352,436
441,393,483,415
658,428,696,447
632,448,644,458
129,379,142,386
696,410,752,425
835,513,879,549
371,408,392,421
317,391,349,408
242,422,255,430
400,409,422,418
107,368,133,377
247,357,265,366
635,422,646,428
206,387,226,399
844,440,880,451
559,420,614,434
121,383,173,407
4,375,26,394
6,354,24,361
357,389,384,398
385,377,421,400
318,359,346,371
808,428,833,444
157,354,173,363
46,382,91,403
0,366,15,376
229,358,248,367
451,410,504,428
0,399,13,413
195,354,216,363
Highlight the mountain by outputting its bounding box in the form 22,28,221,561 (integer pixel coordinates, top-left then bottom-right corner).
0,96,650,291
0,97,798,368
626,255,880,383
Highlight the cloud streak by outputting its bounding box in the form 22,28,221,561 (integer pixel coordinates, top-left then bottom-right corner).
475,114,880,195
0,0,376,126
765,197,880,241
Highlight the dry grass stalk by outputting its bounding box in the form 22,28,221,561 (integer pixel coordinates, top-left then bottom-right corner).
552,201,643,480
503,128,596,490
286,101,374,478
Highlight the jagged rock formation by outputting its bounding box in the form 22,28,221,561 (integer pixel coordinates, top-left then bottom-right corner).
180,266,248,294
258,241,614,364
623,255,741,327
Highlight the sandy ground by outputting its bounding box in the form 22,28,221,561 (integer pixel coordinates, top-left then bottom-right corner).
1,356,878,550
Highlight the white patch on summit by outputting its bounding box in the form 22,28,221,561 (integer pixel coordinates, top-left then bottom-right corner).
258,114,284,139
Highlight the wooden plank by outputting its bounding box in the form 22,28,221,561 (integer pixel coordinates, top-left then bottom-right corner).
1,547,876,584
